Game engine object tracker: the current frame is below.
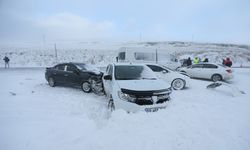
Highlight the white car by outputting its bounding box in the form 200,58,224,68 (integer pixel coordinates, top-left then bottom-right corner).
102,63,172,113
177,63,233,82
146,63,190,90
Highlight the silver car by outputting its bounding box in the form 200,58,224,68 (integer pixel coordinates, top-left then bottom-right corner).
177,63,233,82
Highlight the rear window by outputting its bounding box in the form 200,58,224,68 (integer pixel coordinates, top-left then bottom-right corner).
147,65,167,72
218,64,226,68
134,52,156,61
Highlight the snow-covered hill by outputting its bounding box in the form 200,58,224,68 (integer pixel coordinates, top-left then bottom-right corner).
0,41,250,67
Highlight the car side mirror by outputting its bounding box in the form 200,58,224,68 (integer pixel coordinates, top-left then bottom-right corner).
162,70,167,74
103,75,112,80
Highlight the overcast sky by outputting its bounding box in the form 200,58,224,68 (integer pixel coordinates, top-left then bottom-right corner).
0,0,249,45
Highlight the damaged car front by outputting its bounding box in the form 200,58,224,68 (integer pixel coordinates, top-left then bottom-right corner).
103,63,172,113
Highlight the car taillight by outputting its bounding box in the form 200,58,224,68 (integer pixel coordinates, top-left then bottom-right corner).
226,69,232,73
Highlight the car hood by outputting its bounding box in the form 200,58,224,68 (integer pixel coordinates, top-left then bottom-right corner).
116,79,171,91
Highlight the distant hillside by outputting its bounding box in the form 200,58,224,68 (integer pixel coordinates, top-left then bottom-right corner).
0,41,249,67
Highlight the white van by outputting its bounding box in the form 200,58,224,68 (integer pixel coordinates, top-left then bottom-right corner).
117,47,181,70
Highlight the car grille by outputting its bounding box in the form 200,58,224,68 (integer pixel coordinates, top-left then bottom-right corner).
135,95,170,106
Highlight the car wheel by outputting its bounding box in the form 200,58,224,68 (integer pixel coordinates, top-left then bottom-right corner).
81,81,92,93
48,77,55,87
171,78,185,90
91,79,104,95
108,99,115,112
211,74,222,82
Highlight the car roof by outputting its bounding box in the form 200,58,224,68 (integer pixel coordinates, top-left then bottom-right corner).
192,62,217,65
70,62,87,65
112,62,147,66
55,62,86,65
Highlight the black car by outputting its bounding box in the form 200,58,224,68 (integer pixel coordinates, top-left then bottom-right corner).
45,63,103,93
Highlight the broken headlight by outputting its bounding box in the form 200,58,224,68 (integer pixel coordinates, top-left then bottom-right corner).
118,91,136,103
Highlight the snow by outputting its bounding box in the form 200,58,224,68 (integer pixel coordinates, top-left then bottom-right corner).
0,41,250,68
0,68,250,150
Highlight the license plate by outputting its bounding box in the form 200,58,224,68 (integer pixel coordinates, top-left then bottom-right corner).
145,107,159,112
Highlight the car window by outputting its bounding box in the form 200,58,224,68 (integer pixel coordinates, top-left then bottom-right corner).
74,63,87,70
203,64,218,69
118,52,125,60
106,65,110,73
66,65,77,72
218,64,226,68
107,65,113,75
192,64,203,68
146,65,165,72
75,63,100,74
55,64,66,71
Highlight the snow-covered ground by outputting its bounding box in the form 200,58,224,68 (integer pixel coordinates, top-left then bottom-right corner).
1,41,250,68
0,68,250,150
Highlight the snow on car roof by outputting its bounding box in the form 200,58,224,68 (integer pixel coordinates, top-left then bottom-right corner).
113,62,147,66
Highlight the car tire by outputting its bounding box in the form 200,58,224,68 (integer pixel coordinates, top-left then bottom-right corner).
211,74,222,82
171,78,185,90
48,77,56,87
91,79,104,95
108,99,115,112
81,81,92,93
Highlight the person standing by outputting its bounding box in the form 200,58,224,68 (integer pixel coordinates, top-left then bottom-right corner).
203,58,209,62
193,57,200,64
224,57,232,67
187,57,192,66
3,56,10,68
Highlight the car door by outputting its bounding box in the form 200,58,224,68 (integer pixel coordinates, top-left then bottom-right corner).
65,64,82,85
79,64,93,82
103,64,113,97
53,64,67,83
202,64,218,79
188,64,203,78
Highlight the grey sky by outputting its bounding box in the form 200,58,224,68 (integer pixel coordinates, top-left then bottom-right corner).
0,0,250,45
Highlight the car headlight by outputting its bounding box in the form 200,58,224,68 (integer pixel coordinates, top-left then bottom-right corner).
166,87,172,94
118,91,136,103
158,94,170,100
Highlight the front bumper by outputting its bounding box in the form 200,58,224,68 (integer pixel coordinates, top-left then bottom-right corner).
113,93,169,113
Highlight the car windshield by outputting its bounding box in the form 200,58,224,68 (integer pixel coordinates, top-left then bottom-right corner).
115,65,157,80
75,63,100,73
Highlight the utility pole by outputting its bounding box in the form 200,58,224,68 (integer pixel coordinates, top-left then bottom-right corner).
156,49,158,63
54,43,58,63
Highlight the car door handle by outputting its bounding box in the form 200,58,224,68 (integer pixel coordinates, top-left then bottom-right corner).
64,74,69,77
53,73,57,75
